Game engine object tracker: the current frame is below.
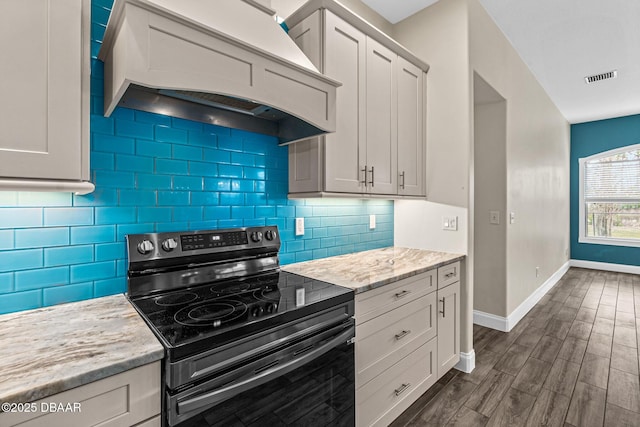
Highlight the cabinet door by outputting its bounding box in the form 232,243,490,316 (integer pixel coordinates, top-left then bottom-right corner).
397,58,425,196
365,37,397,195
324,11,367,193
437,281,460,377
0,0,88,180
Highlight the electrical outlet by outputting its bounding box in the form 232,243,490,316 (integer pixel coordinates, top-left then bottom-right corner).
369,214,376,230
442,216,458,231
295,217,304,236
490,211,500,225
510,212,516,224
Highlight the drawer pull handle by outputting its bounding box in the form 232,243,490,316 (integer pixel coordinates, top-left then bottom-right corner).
394,383,411,397
394,330,411,340
445,271,456,278
395,290,410,299
440,297,446,317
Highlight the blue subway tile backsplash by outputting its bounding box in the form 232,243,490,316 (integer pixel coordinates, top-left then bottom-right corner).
0,0,394,315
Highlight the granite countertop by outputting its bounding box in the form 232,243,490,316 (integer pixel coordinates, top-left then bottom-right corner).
0,294,164,404
282,247,464,293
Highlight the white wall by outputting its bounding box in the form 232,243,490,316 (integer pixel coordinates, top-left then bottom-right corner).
394,200,467,254
468,0,570,315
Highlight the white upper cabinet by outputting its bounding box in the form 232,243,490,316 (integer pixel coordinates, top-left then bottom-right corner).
0,0,93,194
286,1,428,199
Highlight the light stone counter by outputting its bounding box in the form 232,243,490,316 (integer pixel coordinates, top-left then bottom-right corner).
282,247,465,293
0,294,164,404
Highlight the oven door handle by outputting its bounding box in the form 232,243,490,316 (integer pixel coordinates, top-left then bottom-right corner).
177,326,354,415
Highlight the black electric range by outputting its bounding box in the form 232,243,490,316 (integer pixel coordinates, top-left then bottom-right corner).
126,226,355,426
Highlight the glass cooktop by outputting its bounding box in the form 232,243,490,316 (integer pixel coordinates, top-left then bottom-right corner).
128,270,353,360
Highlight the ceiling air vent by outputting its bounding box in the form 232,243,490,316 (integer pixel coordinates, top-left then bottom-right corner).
584,70,617,84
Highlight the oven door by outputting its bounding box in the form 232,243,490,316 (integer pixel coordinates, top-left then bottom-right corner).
168,320,355,427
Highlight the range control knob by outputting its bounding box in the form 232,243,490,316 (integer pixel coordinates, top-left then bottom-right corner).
264,230,276,241
265,303,277,314
137,240,154,255
161,238,178,252
250,231,263,243
251,305,264,317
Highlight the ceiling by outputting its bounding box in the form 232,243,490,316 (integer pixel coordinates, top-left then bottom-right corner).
361,0,640,124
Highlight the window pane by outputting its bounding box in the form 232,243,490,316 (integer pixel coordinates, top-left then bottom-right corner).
585,203,640,239
585,159,640,200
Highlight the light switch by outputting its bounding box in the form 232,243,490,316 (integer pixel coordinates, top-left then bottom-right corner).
442,216,458,231
490,211,500,225
369,214,376,229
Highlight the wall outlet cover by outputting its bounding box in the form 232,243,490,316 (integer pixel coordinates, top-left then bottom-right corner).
295,217,304,236
369,214,376,229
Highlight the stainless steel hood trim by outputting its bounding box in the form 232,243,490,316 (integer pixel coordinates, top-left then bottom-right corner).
119,86,326,145
98,0,341,145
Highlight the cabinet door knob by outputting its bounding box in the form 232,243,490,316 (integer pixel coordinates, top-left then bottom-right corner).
400,171,405,189
394,330,411,340
394,383,411,396
439,297,446,317
369,166,375,187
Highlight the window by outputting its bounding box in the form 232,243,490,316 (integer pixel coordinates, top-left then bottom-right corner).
579,144,640,247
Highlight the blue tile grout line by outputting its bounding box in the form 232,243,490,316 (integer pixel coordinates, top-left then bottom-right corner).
0,0,394,314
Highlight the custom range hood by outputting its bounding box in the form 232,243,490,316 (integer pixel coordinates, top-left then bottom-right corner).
98,0,340,145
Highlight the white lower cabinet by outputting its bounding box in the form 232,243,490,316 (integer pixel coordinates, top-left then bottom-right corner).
356,292,437,388
355,261,461,426
0,362,161,427
356,337,437,427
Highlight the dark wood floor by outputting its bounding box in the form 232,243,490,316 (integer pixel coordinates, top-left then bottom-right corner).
391,268,640,427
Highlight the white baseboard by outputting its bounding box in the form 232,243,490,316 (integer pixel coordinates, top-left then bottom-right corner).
474,261,570,332
455,350,476,373
570,259,640,275
473,310,508,332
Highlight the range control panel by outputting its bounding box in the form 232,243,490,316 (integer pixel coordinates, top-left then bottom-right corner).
181,231,248,251
126,226,280,266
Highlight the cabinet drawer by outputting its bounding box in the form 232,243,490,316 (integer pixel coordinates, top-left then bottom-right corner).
438,261,460,289
355,269,436,324
356,292,436,387
356,337,437,427
0,362,160,427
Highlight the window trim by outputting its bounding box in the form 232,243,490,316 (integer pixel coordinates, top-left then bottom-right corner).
578,144,640,248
